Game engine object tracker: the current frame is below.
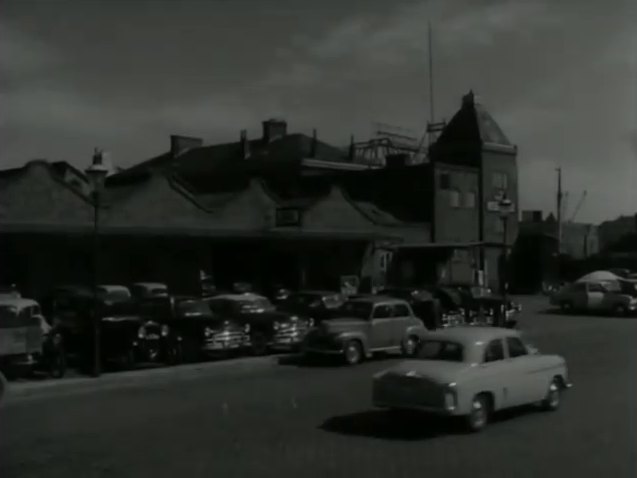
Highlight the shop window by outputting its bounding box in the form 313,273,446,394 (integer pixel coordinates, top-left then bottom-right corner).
464,191,476,208
449,189,461,208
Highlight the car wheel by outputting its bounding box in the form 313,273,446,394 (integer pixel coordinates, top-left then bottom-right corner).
541,379,561,411
401,335,419,357
466,394,490,432
613,304,628,317
251,332,269,356
343,340,363,365
560,301,573,313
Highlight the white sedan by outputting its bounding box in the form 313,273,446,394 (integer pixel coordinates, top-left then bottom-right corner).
372,327,572,432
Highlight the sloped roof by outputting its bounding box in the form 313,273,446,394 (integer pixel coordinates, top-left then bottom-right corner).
435,91,512,147
113,133,349,194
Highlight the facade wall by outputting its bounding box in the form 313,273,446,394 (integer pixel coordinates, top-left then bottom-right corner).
599,215,637,251
433,163,480,243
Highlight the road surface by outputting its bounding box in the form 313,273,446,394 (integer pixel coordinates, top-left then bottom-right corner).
2,297,636,478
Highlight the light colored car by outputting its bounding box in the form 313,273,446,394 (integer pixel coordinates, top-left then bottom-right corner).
303,296,428,365
372,327,572,432
550,280,637,316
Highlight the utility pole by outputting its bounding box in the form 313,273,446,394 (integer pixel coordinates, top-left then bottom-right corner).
556,167,563,254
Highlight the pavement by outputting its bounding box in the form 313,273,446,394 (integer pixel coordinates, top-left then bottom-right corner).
1,295,636,478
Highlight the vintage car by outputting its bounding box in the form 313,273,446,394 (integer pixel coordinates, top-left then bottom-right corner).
0,297,66,378
139,295,250,362
372,327,572,432
45,284,171,369
550,280,637,316
425,286,468,328
377,287,444,330
277,290,345,324
206,293,312,355
433,286,520,328
302,296,429,365
130,282,169,301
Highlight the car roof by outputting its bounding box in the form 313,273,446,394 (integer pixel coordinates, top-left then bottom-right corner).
209,293,268,302
0,297,39,309
132,282,167,289
99,285,131,293
425,326,520,346
347,295,408,305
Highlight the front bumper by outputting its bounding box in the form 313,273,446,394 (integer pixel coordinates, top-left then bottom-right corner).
203,333,250,353
269,328,307,351
372,400,457,416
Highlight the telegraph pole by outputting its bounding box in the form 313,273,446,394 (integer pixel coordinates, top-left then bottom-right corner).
556,167,563,254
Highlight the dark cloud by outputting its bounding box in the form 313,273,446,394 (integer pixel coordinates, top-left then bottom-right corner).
0,0,635,222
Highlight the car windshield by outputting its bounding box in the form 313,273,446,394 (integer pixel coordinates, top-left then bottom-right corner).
0,305,18,320
176,300,212,317
98,288,130,302
416,340,465,362
337,301,373,320
237,298,274,312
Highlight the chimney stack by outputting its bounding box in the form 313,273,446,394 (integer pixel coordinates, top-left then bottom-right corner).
170,135,203,157
240,129,250,159
310,129,317,158
262,119,287,143
348,135,355,161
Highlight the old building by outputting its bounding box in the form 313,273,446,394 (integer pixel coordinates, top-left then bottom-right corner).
0,92,519,297
599,214,637,251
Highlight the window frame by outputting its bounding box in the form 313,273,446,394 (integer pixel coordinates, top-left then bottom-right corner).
463,191,476,209
391,303,410,318
372,304,393,319
439,173,451,190
483,338,505,363
492,171,509,189
506,337,528,358
449,189,461,208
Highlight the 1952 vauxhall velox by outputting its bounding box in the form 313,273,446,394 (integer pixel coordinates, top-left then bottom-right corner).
372,327,572,432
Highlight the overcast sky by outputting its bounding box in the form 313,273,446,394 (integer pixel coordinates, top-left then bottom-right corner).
1,0,636,223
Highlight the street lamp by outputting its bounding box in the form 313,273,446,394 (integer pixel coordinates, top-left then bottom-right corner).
498,196,514,327
85,149,109,377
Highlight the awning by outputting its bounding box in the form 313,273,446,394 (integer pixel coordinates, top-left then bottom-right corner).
384,241,484,251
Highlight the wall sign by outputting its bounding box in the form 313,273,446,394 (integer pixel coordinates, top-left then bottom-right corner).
275,207,302,227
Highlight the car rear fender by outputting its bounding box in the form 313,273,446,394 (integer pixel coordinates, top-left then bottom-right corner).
337,331,369,353
404,320,429,338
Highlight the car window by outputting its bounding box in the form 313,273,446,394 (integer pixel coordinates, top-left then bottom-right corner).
587,283,605,293
417,340,464,362
338,301,373,320
372,304,392,319
506,337,528,358
484,339,505,363
391,303,410,317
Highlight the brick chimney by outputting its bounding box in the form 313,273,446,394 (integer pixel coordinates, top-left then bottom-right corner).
240,129,250,159
262,119,287,143
170,135,203,157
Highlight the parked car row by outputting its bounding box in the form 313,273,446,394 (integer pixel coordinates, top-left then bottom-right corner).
0,280,523,380
549,278,637,316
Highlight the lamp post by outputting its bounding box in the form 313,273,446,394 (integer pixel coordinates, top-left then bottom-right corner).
498,196,514,327
85,149,109,377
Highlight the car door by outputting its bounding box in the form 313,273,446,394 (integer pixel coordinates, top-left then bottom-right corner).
477,338,511,410
389,302,411,345
571,283,588,310
585,282,605,311
370,304,393,349
503,336,544,405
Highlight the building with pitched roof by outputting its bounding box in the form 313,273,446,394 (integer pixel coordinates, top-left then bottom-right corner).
0,92,518,297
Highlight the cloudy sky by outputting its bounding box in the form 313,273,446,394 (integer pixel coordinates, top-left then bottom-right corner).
1,0,635,223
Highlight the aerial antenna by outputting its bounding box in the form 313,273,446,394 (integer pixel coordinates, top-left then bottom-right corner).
428,20,435,126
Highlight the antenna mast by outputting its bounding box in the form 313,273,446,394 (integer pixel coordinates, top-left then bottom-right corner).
428,21,435,127
556,167,563,254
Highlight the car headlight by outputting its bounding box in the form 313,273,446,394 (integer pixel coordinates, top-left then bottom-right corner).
244,323,250,333
204,326,214,338
161,325,170,337
444,382,457,411
137,326,147,340
273,321,280,330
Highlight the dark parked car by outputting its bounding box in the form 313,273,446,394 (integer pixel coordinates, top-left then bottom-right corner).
277,290,345,324
206,293,313,355
44,284,171,370
139,295,250,362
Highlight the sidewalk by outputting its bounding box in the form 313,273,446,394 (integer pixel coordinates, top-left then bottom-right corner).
2,354,286,405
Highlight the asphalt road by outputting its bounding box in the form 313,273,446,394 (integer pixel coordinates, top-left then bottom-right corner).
2,297,636,478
